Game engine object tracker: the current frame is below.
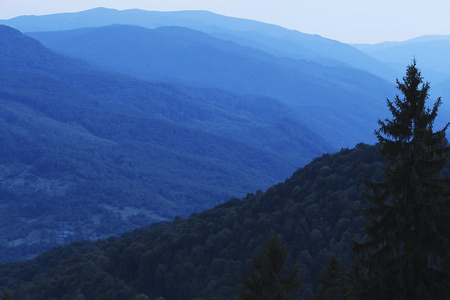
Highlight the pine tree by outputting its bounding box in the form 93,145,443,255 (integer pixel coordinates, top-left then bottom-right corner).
353,60,450,299
237,234,302,300
314,254,348,300
1,292,10,300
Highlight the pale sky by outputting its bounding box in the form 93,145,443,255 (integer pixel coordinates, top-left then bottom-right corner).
1,0,450,44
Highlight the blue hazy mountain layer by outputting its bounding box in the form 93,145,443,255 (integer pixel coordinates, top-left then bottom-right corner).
27,24,396,149
354,36,450,84
0,25,334,262
353,36,450,128
0,7,396,79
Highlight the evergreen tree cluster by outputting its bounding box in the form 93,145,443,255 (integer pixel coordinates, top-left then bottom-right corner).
238,234,302,300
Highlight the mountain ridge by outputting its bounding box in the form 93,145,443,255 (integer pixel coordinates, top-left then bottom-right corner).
0,7,396,79
0,25,333,263
27,23,396,148
353,35,450,84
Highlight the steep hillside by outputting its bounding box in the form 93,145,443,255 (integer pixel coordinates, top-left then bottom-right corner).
0,144,387,300
27,24,396,148
0,25,333,263
1,138,447,299
0,7,395,79
6,142,445,299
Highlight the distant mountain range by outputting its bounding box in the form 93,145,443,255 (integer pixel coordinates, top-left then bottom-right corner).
0,7,395,79
3,7,450,89
25,23,395,148
0,24,335,262
353,36,450,126
2,7,449,135
354,35,450,85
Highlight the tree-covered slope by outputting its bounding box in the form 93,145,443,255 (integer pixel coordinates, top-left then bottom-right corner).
27,24,395,148
0,144,388,299
2,143,446,299
0,25,334,263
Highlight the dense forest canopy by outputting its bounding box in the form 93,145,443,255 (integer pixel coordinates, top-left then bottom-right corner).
0,144,388,299
1,141,446,299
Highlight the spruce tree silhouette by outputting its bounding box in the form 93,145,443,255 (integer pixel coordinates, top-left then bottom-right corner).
353,59,450,299
237,234,302,300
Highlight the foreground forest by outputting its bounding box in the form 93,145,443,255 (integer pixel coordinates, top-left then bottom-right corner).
1,142,447,299
0,144,385,299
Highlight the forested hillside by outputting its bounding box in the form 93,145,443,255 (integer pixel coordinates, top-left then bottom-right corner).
0,24,335,263
0,143,412,300
4,142,446,299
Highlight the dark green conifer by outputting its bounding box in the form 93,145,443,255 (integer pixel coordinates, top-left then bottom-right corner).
237,234,302,300
353,60,450,299
314,254,348,300
1,292,10,300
